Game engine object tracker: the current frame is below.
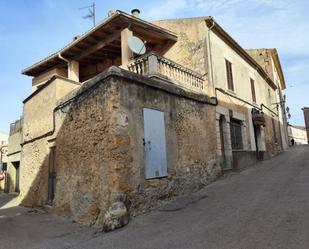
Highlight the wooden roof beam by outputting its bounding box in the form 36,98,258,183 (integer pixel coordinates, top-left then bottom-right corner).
73,30,121,61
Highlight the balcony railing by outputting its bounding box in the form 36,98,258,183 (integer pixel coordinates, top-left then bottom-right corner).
252,109,266,126
128,52,205,92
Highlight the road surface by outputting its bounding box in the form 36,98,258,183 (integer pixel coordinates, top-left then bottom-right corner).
1,145,309,249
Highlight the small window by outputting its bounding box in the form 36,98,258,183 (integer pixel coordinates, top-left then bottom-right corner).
225,59,234,91
250,78,256,103
230,119,243,150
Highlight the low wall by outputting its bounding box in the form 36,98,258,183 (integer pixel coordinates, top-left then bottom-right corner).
52,68,220,229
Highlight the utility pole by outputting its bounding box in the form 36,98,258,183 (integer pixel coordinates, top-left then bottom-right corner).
79,2,96,27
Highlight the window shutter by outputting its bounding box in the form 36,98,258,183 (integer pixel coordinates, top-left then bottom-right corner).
225,59,234,91
251,78,256,103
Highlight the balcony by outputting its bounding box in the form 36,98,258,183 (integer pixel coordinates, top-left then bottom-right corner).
252,109,266,126
128,52,205,93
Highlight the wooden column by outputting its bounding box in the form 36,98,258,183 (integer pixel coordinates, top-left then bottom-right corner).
121,28,133,69
68,60,79,82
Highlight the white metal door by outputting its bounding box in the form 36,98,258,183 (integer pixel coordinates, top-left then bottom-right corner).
143,108,167,179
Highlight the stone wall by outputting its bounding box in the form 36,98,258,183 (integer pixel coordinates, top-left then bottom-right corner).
52,68,220,229
246,49,274,81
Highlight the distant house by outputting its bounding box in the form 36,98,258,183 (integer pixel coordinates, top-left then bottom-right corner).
302,107,309,144
0,132,8,146
288,124,308,145
0,131,8,190
7,10,289,230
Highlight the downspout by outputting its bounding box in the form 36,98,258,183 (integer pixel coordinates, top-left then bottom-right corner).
58,53,71,79
206,18,216,97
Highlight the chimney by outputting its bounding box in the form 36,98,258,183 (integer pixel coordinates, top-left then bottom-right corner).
108,9,117,17
131,9,140,18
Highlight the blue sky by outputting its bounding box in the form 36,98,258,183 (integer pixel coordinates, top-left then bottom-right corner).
0,0,308,133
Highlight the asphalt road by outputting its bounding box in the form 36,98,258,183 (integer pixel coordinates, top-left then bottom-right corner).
1,145,309,249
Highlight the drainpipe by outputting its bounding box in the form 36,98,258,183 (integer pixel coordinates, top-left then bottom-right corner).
58,53,71,79
206,18,216,97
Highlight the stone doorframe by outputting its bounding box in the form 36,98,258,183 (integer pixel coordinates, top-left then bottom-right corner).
216,106,233,170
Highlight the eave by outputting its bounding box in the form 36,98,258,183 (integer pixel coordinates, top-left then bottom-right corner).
22,10,178,77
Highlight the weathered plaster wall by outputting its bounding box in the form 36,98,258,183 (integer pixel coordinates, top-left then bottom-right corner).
7,132,22,156
23,77,80,141
6,132,22,193
152,18,211,94
20,139,50,205
20,77,80,206
154,18,283,161
52,69,219,228
209,31,276,108
32,68,68,92
208,30,282,159
246,49,274,81
247,49,289,150
153,18,207,75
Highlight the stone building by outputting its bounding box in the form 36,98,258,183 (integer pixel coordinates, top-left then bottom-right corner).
288,124,308,145
7,10,288,229
302,107,309,144
154,17,287,170
5,118,23,193
246,48,289,151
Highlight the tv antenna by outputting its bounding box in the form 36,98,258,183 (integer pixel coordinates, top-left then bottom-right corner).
79,3,96,27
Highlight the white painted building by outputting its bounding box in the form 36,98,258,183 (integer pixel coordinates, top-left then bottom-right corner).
288,125,308,145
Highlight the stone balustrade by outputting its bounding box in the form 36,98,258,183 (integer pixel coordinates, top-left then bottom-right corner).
128,52,205,92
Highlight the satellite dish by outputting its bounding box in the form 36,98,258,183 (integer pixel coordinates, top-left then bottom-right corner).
128,36,146,55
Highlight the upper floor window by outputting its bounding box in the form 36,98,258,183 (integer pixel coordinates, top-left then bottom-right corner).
250,78,256,103
225,59,234,91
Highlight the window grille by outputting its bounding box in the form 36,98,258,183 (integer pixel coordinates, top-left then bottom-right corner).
230,119,243,150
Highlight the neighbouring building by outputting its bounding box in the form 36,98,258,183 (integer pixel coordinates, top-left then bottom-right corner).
246,48,289,151
154,17,287,170
288,124,308,145
0,131,8,191
5,118,23,193
302,107,309,144
7,10,288,230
